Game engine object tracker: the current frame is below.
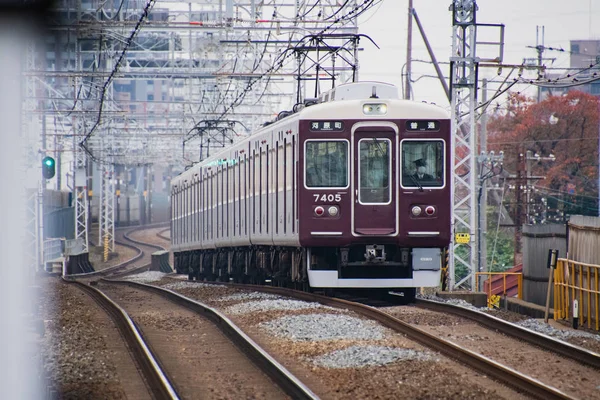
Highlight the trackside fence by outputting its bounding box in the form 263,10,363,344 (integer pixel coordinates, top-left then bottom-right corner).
475,272,523,308
554,258,600,331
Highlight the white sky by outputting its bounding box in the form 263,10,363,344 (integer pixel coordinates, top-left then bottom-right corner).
358,0,600,109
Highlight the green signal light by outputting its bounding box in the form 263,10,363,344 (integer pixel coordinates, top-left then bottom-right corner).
42,156,56,179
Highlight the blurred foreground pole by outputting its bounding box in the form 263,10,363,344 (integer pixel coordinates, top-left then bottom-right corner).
0,18,42,400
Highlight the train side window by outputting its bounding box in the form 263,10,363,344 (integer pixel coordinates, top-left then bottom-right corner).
401,140,444,188
304,140,348,188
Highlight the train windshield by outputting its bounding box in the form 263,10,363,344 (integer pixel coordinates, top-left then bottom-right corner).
358,138,391,204
305,140,348,188
401,140,444,188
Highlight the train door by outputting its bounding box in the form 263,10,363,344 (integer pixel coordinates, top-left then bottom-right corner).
352,125,397,235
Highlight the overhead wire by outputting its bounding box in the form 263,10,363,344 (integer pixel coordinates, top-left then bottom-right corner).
81,0,157,160
185,0,379,141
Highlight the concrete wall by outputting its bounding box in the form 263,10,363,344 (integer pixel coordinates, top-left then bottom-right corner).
568,215,600,265
522,224,567,306
44,207,74,239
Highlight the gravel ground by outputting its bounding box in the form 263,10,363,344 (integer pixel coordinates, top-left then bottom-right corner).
84,227,598,399
418,294,600,353
148,276,525,399
260,314,386,341
38,275,149,399
385,300,600,398
123,271,167,283
311,345,439,368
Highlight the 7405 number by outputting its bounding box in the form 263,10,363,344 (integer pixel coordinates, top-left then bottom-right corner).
313,194,342,202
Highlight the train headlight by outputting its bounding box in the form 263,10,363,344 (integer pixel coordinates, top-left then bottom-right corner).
425,206,436,216
327,206,339,217
411,206,422,216
314,206,325,217
362,103,387,115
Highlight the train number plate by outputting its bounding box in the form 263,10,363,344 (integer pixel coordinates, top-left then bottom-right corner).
313,194,342,202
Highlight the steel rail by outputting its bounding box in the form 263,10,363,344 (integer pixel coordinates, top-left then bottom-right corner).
185,282,573,400
110,226,573,398
104,279,320,400
414,298,600,370
156,228,170,242
63,278,179,400
70,223,169,278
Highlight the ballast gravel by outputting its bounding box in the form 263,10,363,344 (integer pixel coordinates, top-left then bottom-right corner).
517,318,600,341
124,271,166,283
418,293,600,349
418,293,482,311
216,292,281,302
225,299,338,315
260,313,386,341
161,281,216,290
311,345,439,368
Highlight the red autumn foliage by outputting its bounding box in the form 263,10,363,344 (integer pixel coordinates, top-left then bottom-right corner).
487,91,599,200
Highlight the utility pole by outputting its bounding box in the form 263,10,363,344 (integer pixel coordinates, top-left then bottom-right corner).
525,26,557,103
505,149,554,265
536,26,544,103
405,0,413,100
477,150,503,280
524,150,555,223
479,78,488,284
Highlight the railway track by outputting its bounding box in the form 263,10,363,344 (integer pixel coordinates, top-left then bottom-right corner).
70,225,317,399
63,278,179,400
413,297,600,370
111,225,599,398
98,279,318,399
197,282,576,400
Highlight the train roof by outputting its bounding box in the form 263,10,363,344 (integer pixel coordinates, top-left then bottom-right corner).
298,97,449,120
172,82,449,186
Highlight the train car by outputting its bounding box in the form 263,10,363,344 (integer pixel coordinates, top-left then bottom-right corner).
171,81,450,300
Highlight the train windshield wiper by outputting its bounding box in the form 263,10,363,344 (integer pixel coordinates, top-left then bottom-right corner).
372,138,386,157
409,174,424,192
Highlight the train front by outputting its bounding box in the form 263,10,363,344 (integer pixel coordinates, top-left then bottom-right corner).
297,82,451,293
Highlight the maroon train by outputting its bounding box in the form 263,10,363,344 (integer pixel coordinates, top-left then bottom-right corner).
171,82,450,299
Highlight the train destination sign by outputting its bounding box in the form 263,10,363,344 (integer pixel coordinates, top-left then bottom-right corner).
405,120,440,132
310,121,344,132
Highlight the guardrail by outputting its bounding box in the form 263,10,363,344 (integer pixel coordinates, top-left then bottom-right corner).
554,258,600,331
475,272,523,308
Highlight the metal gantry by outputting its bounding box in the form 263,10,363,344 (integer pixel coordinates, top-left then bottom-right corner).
20,0,378,269
449,0,479,290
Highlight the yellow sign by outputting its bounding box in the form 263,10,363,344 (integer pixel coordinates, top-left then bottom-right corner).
455,233,470,244
488,294,500,309
116,189,121,196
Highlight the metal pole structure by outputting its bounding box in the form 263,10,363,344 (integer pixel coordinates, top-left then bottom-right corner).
536,26,544,103
526,150,533,224
72,16,89,252
404,0,413,100
147,164,153,224
412,8,451,102
23,38,42,272
449,0,479,290
99,157,116,260
478,78,488,288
